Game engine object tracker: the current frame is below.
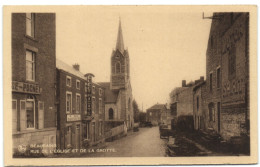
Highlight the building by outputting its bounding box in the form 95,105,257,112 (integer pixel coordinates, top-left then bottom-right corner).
169,77,204,130
205,13,249,141
56,60,105,149
85,82,105,145
193,81,207,130
12,13,57,156
98,19,134,131
146,104,167,126
160,107,172,126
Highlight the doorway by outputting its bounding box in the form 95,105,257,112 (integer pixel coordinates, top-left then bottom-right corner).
217,102,221,132
75,124,80,149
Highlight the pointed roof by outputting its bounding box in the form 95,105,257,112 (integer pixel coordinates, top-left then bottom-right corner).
116,18,125,54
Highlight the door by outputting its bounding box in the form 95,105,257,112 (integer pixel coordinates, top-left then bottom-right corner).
75,124,80,149
217,102,221,132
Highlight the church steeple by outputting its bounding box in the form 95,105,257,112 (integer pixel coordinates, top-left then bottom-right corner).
116,18,125,54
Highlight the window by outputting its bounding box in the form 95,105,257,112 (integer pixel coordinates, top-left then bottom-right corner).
92,97,96,114
76,94,81,113
26,99,35,129
99,98,102,114
92,86,95,94
197,96,199,111
26,50,35,81
12,100,17,132
217,67,221,89
26,13,35,37
99,88,102,96
66,76,71,87
66,92,72,113
76,80,80,90
109,108,114,120
209,73,213,92
208,103,215,121
115,62,121,73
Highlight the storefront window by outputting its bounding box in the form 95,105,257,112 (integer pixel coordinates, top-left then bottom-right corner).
26,100,35,129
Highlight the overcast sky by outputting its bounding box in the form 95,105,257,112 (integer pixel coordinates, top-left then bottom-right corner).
56,6,212,111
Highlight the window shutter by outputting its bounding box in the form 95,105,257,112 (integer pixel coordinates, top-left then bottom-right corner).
38,101,44,129
12,100,17,132
20,100,26,131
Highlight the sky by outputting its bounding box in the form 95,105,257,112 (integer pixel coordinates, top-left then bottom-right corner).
56,6,212,111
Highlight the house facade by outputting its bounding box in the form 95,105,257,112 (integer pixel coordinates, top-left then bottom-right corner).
193,81,207,130
12,13,57,156
146,104,167,126
205,13,249,141
56,60,105,149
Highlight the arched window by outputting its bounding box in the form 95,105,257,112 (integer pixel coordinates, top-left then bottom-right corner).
109,108,114,120
115,62,121,73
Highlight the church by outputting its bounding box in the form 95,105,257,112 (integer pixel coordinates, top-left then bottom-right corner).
98,19,134,130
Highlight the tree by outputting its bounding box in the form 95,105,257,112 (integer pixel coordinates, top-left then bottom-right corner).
132,99,140,123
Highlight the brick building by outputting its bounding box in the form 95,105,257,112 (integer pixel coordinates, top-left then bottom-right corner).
205,13,249,141
56,60,105,149
12,13,57,156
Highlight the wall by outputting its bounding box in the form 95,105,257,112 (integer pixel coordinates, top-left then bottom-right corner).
12,13,56,156
220,13,249,140
177,87,194,117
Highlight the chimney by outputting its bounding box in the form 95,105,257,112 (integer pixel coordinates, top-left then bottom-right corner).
200,76,204,81
182,80,186,87
73,64,80,71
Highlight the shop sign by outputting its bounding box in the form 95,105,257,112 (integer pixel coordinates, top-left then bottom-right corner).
221,23,244,54
12,81,41,94
86,75,93,116
222,78,245,102
67,114,81,122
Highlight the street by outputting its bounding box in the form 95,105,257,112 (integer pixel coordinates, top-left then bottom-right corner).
87,127,168,157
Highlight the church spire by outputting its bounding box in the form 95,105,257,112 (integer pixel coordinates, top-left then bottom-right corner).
116,18,125,54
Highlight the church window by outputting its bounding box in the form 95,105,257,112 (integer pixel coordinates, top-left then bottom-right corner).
115,62,121,73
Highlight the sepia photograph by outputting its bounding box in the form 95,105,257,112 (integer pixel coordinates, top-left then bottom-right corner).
3,5,257,166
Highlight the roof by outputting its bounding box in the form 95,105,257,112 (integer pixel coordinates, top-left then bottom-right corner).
56,59,86,80
116,19,125,54
193,81,206,91
98,82,119,103
147,104,166,111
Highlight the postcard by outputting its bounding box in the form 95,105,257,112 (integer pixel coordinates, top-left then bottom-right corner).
3,5,258,166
